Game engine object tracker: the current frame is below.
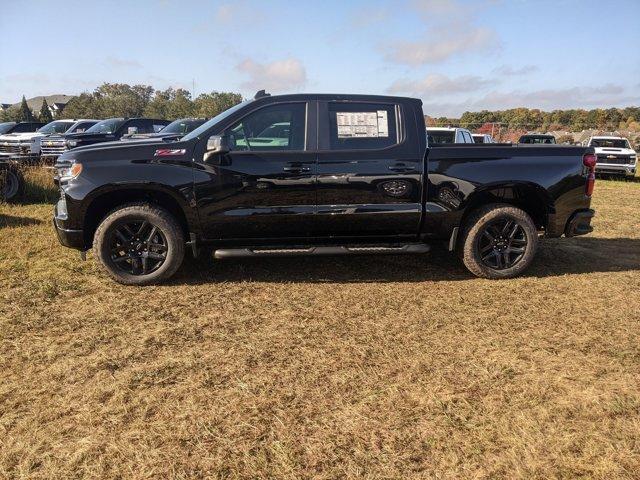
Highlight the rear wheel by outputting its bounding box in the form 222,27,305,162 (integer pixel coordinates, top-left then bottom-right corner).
460,204,538,279
94,203,185,285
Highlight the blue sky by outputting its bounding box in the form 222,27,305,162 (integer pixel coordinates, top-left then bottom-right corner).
1,0,638,116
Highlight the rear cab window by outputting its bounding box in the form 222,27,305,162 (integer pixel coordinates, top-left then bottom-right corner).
324,102,401,151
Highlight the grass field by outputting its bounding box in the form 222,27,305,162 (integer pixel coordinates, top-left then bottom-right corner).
1,168,639,479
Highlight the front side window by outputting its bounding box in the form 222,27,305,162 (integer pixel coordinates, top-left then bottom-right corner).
328,102,398,150
226,103,306,152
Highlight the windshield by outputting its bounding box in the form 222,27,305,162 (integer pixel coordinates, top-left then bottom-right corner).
161,119,206,135
520,136,555,144
590,138,630,149
0,122,16,134
181,100,250,141
38,121,72,134
427,130,455,144
85,119,125,134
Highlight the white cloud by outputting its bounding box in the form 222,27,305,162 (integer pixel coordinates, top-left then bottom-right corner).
383,0,500,65
421,84,640,117
492,65,539,76
104,56,142,69
388,73,492,95
384,24,499,65
235,58,307,93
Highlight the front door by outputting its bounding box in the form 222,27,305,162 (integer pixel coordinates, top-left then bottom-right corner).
315,100,424,238
193,101,317,240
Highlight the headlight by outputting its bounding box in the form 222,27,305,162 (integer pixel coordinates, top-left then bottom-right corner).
67,140,78,147
58,162,83,181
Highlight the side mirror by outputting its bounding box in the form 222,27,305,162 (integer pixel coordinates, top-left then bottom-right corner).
127,126,138,135
207,134,231,155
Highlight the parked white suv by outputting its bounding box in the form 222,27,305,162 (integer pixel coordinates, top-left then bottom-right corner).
587,136,637,177
427,127,475,144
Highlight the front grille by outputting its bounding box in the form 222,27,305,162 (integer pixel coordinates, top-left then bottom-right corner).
596,154,633,165
0,142,21,155
41,141,68,157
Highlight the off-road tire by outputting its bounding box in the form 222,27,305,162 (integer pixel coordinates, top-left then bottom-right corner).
94,203,185,285
460,203,538,279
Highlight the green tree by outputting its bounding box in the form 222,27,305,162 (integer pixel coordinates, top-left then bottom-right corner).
193,92,243,118
61,92,103,119
18,95,34,122
38,98,54,123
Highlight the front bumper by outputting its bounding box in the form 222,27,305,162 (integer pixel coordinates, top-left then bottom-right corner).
595,163,636,176
53,199,85,250
564,209,595,237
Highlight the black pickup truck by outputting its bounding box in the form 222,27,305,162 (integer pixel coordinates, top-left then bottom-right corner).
53,92,596,285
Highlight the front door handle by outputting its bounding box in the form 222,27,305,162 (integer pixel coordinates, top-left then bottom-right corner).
283,165,311,173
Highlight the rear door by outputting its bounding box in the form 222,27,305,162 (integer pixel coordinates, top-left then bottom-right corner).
315,100,424,238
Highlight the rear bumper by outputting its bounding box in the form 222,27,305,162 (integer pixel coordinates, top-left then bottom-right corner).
53,200,85,250
564,209,595,237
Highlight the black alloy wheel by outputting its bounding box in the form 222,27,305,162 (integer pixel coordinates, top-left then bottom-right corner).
109,220,168,275
477,218,528,270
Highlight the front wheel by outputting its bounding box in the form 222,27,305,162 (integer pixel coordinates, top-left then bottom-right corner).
1,165,25,202
460,204,538,279
94,203,185,285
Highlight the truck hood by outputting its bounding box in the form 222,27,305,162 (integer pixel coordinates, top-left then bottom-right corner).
58,138,191,163
0,132,44,142
63,131,116,142
593,147,636,155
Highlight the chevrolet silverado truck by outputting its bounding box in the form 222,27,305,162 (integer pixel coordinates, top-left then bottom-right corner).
586,136,637,178
0,122,45,158
53,92,596,285
48,118,171,158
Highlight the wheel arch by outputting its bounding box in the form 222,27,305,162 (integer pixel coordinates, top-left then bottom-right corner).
82,184,196,247
460,181,555,231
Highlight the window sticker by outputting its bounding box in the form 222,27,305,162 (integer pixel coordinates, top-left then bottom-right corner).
336,110,389,138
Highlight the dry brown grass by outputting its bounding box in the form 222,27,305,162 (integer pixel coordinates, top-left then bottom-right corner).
1,168,639,479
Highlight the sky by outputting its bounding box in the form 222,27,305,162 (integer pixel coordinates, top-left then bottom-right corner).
0,0,639,117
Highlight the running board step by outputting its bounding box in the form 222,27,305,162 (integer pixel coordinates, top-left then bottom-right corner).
213,244,430,259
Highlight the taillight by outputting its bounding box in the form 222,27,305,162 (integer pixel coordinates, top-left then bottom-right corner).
583,153,596,197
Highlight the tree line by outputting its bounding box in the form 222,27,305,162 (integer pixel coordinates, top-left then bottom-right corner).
0,83,244,123
428,106,640,132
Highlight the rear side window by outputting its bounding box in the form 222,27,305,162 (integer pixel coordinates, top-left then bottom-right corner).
328,102,399,150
